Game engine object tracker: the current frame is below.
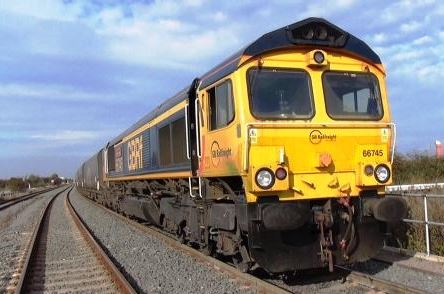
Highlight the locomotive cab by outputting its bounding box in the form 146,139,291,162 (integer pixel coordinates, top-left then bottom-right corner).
241,51,394,201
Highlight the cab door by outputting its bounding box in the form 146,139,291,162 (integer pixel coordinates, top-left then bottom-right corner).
199,79,240,177
187,78,202,177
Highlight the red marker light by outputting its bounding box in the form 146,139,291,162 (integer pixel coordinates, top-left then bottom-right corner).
275,167,287,180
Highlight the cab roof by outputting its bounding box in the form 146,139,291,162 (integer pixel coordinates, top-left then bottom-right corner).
200,17,381,88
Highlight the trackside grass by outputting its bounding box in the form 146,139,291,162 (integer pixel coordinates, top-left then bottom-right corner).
392,153,444,184
389,152,444,255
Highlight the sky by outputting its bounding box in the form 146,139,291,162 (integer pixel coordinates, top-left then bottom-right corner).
0,0,443,178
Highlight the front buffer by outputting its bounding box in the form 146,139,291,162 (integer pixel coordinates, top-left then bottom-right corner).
240,195,406,273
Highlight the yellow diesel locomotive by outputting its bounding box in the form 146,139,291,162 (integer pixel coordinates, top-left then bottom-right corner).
77,18,407,273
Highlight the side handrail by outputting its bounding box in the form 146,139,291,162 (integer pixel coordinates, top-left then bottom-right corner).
390,123,396,164
194,98,201,158
188,177,202,199
184,104,191,160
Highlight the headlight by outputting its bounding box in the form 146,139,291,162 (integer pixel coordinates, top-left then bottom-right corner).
314,51,325,64
255,168,275,190
374,164,390,183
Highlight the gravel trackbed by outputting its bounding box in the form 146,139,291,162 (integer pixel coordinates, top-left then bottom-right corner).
70,189,254,294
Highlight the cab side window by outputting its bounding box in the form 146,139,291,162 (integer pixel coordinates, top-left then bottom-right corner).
208,80,234,131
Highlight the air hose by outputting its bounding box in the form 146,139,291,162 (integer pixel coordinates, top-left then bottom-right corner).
340,205,355,259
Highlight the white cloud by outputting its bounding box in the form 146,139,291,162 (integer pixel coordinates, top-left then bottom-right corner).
386,43,444,85
391,49,426,62
302,2,349,17
213,11,227,22
416,63,444,81
0,1,242,69
93,6,124,25
378,0,437,27
183,0,204,7
0,0,82,21
0,83,108,101
336,0,355,7
412,35,432,45
31,130,100,142
45,2,238,69
93,13,241,68
371,33,388,44
400,21,422,33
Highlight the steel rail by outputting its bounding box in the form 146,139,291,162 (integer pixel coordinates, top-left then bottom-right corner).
66,187,137,294
77,189,291,294
335,265,425,294
0,186,60,211
14,186,70,294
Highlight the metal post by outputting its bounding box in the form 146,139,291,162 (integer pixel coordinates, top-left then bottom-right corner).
423,194,430,256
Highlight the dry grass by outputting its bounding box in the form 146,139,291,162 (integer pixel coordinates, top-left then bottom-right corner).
392,152,444,184
389,196,444,255
388,153,444,255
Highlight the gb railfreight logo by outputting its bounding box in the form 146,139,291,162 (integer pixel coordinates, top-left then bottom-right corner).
309,130,337,144
211,141,232,167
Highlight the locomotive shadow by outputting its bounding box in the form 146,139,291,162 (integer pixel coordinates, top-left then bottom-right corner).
345,259,393,275
251,267,346,286
251,258,393,287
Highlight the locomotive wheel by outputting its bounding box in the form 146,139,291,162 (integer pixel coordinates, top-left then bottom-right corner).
233,253,250,273
178,227,188,244
201,241,216,256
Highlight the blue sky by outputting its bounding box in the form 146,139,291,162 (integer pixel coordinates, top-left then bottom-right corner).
0,0,443,178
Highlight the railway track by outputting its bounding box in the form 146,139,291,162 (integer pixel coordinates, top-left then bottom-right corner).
73,189,428,294
335,265,425,294
1,187,69,291
10,186,136,293
0,187,58,211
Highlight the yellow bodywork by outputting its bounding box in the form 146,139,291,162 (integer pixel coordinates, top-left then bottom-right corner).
198,48,394,203
105,47,394,205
